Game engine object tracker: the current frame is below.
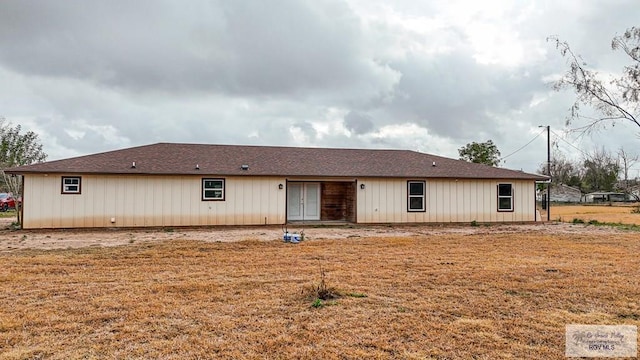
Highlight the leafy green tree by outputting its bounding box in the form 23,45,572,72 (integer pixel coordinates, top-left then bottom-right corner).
549,27,640,134
580,148,620,193
458,140,501,166
537,151,581,187
0,118,48,225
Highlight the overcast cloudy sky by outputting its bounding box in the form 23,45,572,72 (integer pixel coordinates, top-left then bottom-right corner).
1,0,639,175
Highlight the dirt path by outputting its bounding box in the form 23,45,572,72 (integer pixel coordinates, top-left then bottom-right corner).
0,221,630,252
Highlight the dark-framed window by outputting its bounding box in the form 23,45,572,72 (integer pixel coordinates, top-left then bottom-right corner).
497,183,513,211
202,178,225,201
407,180,426,212
61,176,81,194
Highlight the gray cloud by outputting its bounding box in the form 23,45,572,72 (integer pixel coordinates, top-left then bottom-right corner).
1,0,639,174
0,0,395,100
344,111,374,134
378,52,545,141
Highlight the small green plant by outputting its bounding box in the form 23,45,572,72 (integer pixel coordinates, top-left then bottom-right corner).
576,220,640,232
346,292,367,298
311,298,339,308
311,298,324,308
470,220,479,227
617,313,640,320
572,218,585,224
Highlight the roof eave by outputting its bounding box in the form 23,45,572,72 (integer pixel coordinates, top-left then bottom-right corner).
7,170,549,181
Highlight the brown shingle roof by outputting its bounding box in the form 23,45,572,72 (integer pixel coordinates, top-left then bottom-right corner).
6,142,547,180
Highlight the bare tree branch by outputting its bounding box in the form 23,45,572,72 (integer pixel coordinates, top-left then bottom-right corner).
548,30,640,136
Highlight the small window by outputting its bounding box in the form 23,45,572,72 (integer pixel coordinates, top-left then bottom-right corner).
202,178,225,201
407,181,426,212
61,176,81,194
497,183,513,211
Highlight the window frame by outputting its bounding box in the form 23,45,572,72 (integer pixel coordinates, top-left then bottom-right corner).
497,183,514,212
61,176,82,194
407,180,426,212
202,178,225,201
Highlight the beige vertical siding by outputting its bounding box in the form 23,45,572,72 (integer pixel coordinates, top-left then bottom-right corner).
356,178,536,223
21,174,537,228
22,174,286,229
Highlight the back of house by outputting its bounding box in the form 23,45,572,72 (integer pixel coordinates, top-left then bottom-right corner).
6,143,547,229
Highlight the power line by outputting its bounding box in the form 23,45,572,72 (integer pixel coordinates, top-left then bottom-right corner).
550,130,591,158
551,130,640,163
500,128,546,161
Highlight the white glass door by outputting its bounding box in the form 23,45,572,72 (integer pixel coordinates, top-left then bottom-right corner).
287,182,320,221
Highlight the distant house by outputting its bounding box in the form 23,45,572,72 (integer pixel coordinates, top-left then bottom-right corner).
552,184,582,203
581,192,635,203
6,143,547,229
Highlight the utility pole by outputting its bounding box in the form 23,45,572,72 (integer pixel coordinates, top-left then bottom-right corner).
539,125,551,221
546,125,550,221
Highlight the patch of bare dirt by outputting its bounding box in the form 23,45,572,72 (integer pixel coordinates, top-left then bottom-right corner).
0,221,631,252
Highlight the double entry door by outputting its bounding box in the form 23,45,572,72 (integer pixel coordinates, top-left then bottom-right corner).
287,182,320,221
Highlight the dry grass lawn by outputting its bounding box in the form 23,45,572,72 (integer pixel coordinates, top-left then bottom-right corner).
1,229,639,359
551,204,640,225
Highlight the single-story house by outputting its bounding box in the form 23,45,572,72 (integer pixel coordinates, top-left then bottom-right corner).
6,143,548,229
581,192,635,203
536,183,582,203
